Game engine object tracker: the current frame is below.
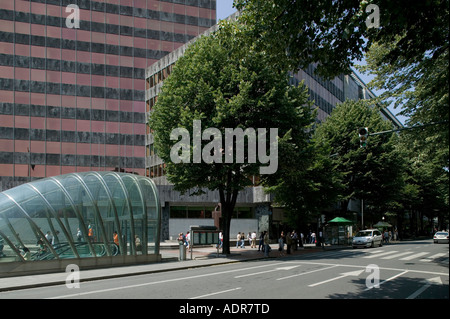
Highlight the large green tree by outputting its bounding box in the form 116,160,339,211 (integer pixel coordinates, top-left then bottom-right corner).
149,21,315,254
234,0,449,79
313,99,406,226
358,33,449,162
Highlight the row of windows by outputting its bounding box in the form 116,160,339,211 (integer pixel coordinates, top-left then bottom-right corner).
0,151,145,168
0,9,212,41
27,0,216,17
307,88,336,115
146,96,158,112
0,54,147,81
0,127,145,145
0,103,146,124
0,33,171,61
1,3,215,28
302,64,345,102
0,78,145,101
147,64,174,89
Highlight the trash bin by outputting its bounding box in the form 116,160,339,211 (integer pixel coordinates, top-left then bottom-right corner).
179,241,186,261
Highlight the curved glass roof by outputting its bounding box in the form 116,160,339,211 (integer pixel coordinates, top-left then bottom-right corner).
0,172,160,262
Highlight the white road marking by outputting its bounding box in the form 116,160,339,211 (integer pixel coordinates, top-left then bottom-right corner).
406,277,442,299
399,252,429,260
276,265,339,281
363,251,398,258
308,270,365,287
47,261,288,299
419,253,447,262
189,287,242,299
364,270,409,291
234,265,300,278
381,251,414,259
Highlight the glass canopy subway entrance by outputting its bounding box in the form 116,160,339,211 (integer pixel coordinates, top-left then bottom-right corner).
0,171,161,263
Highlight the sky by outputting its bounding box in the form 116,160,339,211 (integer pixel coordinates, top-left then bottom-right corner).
215,1,407,125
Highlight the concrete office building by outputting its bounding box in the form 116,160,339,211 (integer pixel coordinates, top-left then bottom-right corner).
0,0,216,191
145,14,403,240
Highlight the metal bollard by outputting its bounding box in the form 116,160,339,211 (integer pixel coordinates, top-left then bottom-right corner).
179,241,186,261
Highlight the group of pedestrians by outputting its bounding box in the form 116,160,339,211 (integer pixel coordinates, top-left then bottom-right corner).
235,231,258,248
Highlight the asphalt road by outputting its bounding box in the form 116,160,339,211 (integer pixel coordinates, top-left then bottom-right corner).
1,240,448,301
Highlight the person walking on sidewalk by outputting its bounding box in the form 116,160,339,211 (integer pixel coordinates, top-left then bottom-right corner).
278,232,285,257
264,231,270,257
251,231,257,248
286,232,292,254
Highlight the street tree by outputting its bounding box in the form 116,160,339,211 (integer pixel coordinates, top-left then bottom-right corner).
358,33,449,162
148,21,315,254
312,99,406,225
234,0,449,80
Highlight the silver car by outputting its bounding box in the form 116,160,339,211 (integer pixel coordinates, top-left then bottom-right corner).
433,231,449,244
352,229,383,248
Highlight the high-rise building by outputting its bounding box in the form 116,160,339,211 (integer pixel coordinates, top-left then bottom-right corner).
0,0,216,191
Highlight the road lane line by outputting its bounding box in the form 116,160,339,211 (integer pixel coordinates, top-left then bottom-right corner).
277,265,339,281
399,252,429,260
406,277,442,299
234,265,300,278
47,261,288,299
308,270,364,287
363,251,398,258
381,251,414,259
419,253,447,262
364,270,408,291
190,287,242,299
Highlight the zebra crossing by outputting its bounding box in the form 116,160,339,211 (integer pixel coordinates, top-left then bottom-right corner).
306,247,449,264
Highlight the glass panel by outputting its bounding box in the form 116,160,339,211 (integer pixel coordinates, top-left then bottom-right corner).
0,172,161,263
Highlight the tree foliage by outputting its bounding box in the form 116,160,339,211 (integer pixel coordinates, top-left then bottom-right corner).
234,0,449,79
313,100,406,224
149,21,315,253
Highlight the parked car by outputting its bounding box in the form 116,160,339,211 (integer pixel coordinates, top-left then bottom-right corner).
352,229,383,248
433,231,449,244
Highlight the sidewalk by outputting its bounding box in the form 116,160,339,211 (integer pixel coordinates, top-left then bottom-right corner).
0,242,348,292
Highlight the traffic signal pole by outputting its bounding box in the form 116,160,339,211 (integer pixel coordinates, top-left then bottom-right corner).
367,121,448,137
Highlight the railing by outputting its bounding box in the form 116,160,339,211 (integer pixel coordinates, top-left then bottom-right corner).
31,242,120,260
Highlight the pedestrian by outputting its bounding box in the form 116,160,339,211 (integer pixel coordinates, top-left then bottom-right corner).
286,232,292,254
88,223,94,242
236,232,241,248
185,231,190,249
311,232,316,244
258,232,264,251
52,230,60,247
240,232,245,248
278,232,285,256
263,231,270,257
22,247,31,261
135,235,142,254
218,231,223,249
113,231,119,252
383,230,389,244
251,231,257,248
45,231,53,244
292,230,298,250
76,228,82,242
300,232,304,245
247,232,252,246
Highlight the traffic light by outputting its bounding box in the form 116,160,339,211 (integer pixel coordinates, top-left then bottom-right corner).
358,127,369,148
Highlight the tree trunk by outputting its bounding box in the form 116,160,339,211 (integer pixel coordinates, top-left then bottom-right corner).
219,171,240,255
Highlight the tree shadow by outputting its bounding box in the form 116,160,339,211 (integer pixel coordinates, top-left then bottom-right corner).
326,276,449,299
